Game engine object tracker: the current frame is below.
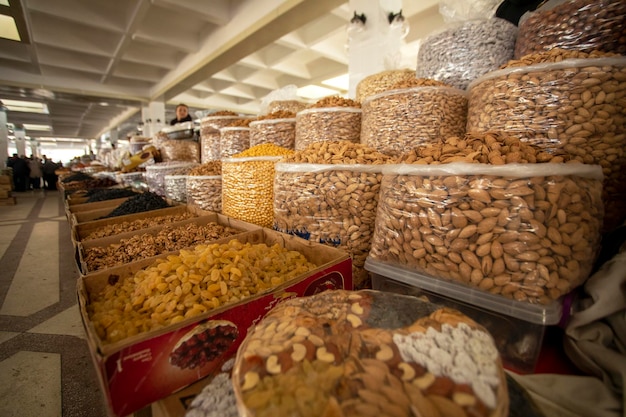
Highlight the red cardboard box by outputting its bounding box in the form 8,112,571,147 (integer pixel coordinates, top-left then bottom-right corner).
77,229,352,417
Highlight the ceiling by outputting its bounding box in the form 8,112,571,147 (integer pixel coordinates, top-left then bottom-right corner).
0,0,445,145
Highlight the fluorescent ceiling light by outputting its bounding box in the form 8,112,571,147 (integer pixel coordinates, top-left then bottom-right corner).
40,137,87,143
322,74,349,91
23,123,52,131
297,85,340,100
2,99,49,114
0,14,20,41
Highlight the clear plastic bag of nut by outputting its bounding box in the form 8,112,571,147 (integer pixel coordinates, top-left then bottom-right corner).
200,115,254,162
466,55,626,231
515,0,626,59
219,126,251,158
416,17,517,90
232,289,510,417
158,138,200,163
369,162,605,305
164,174,189,203
267,99,308,114
222,156,283,228
295,108,362,151
249,118,296,150
145,162,198,197
355,68,415,102
274,162,384,289
186,175,222,212
361,86,468,157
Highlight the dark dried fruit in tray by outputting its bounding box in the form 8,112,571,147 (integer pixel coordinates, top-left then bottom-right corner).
170,320,239,370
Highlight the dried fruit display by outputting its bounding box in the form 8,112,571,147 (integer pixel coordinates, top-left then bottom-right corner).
99,191,170,219
88,239,316,344
233,290,509,417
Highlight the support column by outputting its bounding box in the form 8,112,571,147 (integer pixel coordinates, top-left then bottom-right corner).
109,128,119,148
29,139,38,157
14,126,26,157
0,103,8,168
347,0,406,98
142,101,166,137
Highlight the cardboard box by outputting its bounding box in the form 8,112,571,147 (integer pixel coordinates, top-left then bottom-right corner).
365,258,562,374
65,197,132,220
77,229,352,417
0,175,10,185
70,200,184,227
0,197,16,206
77,213,260,275
72,206,196,245
151,378,210,417
0,190,10,199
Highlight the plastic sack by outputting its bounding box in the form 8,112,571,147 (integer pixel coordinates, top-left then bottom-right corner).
295,108,361,151
467,56,626,231
221,156,283,228
361,86,467,157
515,0,626,58
259,85,305,115
158,138,200,163
186,175,222,212
369,162,604,305
274,163,384,289
248,118,296,149
232,289,509,417
439,0,501,22
416,17,517,90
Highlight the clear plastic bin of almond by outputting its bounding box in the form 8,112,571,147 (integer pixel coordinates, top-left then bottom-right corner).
273,162,382,289
514,0,626,59
249,118,296,150
466,54,626,231
200,114,255,162
361,85,467,158
219,126,250,158
186,175,222,212
369,162,604,306
295,107,361,151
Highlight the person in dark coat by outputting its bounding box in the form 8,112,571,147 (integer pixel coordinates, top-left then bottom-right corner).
42,156,59,190
7,154,30,192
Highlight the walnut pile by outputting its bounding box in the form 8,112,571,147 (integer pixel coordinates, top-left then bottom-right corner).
83,222,241,272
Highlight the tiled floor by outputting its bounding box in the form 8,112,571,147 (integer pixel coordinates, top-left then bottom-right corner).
0,190,109,417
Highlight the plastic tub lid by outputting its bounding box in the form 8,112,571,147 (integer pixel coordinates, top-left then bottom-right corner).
364,257,562,325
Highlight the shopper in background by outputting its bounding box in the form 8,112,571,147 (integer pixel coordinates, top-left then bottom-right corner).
7,154,30,192
42,155,59,190
28,156,43,190
170,103,193,125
